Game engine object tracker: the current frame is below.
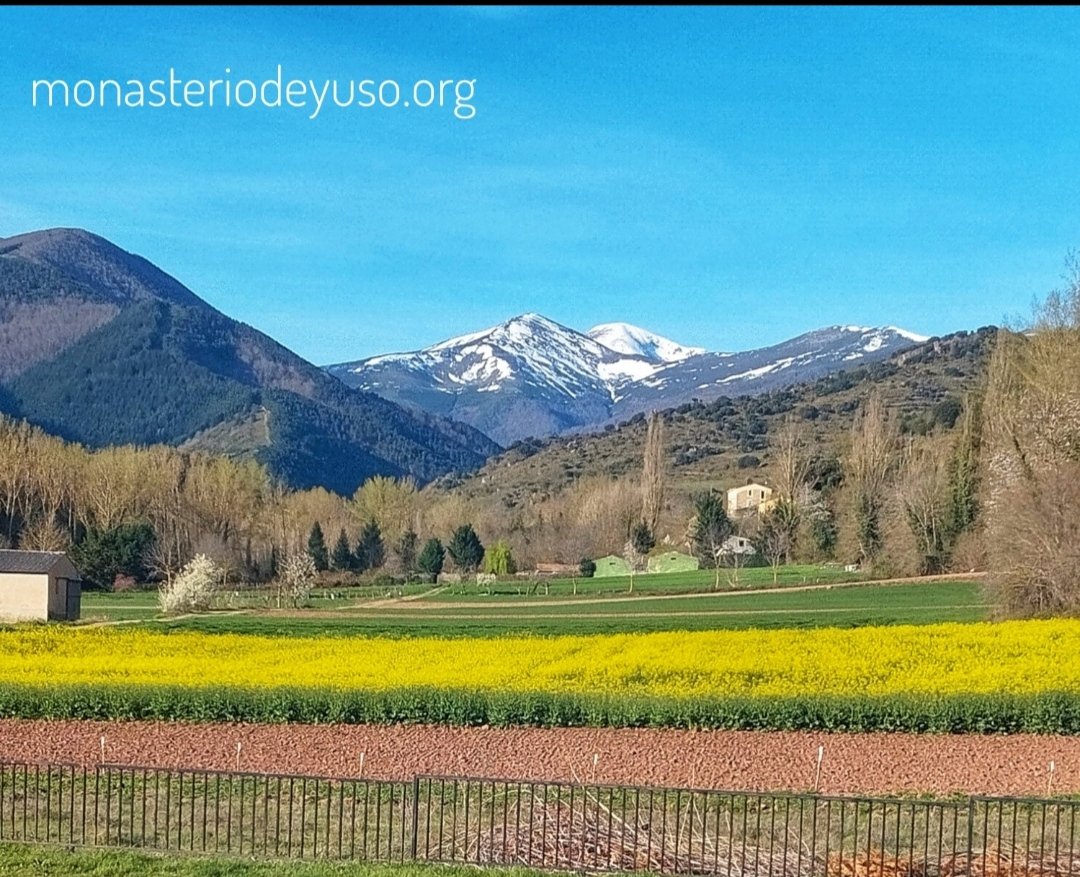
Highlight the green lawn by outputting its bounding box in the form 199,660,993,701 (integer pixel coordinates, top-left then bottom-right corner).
428,563,869,601
76,564,860,624
78,565,872,622
141,580,990,638
78,586,413,624
0,844,545,876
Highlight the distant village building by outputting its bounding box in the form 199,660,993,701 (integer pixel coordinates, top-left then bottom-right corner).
721,535,756,556
726,482,774,514
646,551,699,573
592,555,632,577
0,550,82,622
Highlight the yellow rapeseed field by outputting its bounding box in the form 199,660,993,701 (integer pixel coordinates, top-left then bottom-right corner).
0,620,1076,698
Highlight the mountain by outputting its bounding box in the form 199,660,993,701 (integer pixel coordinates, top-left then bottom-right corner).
611,324,930,417
0,229,498,494
328,314,929,445
328,313,665,444
435,327,996,510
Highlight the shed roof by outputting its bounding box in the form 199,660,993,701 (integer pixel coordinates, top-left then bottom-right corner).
0,550,80,577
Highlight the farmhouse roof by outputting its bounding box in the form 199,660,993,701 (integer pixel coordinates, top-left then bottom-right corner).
0,550,79,576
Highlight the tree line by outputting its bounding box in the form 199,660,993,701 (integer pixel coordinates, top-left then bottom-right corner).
2,257,1077,616
0,422,502,589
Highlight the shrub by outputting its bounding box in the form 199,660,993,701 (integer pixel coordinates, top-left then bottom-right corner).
482,540,515,575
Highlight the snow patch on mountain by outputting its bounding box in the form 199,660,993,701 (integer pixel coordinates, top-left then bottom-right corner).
719,356,796,383
586,322,705,363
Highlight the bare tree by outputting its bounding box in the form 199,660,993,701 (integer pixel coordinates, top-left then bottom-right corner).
896,437,950,574
990,462,1080,615
984,256,1080,614
771,418,811,506
641,413,666,538
846,392,898,567
768,418,811,564
755,508,792,584
18,517,70,552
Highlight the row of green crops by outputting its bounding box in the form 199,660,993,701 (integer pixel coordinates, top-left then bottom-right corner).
3,684,1080,733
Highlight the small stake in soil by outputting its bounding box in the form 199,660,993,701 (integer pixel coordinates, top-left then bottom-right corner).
814,744,824,791
235,742,242,772
1048,760,1056,797
99,735,106,764
359,751,365,779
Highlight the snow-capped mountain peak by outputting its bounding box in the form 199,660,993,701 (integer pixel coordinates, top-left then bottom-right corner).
326,315,930,445
586,322,705,363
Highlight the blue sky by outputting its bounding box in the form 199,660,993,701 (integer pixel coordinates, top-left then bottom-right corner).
2,7,1080,363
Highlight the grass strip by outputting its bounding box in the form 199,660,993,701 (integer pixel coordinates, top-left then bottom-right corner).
1,683,1079,733
0,842,548,875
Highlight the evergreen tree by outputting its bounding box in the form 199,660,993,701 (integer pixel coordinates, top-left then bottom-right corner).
808,505,838,558
689,491,733,567
624,521,655,594
689,490,734,590
355,519,385,572
306,522,329,572
447,523,484,573
395,529,419,577
416,537,445,579
579,557,596,578
331,528,354,572
630,521,655,557
72,522,156,590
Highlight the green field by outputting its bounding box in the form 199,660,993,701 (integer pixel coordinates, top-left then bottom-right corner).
74,564,991,640
0,844,544,876
77,586,409,624
78,565,873,627
429,563,870,600
102,580,991,638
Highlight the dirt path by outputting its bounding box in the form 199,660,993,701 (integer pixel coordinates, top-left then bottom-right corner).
362,585,447,609
0,719,1065,797
304,604,987,622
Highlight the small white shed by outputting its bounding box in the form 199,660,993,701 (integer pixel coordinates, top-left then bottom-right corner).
0,550,82,622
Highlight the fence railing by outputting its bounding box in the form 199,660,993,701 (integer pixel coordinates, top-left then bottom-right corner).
2,761,1079,875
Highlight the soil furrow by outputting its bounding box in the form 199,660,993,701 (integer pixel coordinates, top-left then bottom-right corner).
0,720,1068,797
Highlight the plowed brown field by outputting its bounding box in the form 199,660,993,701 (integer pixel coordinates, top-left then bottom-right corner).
0,720,1073,796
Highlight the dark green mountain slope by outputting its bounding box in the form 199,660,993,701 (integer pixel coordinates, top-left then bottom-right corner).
0,229,498,493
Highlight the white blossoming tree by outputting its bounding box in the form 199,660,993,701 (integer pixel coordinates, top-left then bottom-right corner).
158,554,222,615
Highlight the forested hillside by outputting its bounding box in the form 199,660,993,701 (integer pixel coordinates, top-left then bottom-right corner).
0,229,498,494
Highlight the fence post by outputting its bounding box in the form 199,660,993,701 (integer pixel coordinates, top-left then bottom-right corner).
410,776,421,861
966,797,976,877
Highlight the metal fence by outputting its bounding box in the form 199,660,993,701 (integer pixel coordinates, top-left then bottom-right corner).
2,760,1079,875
